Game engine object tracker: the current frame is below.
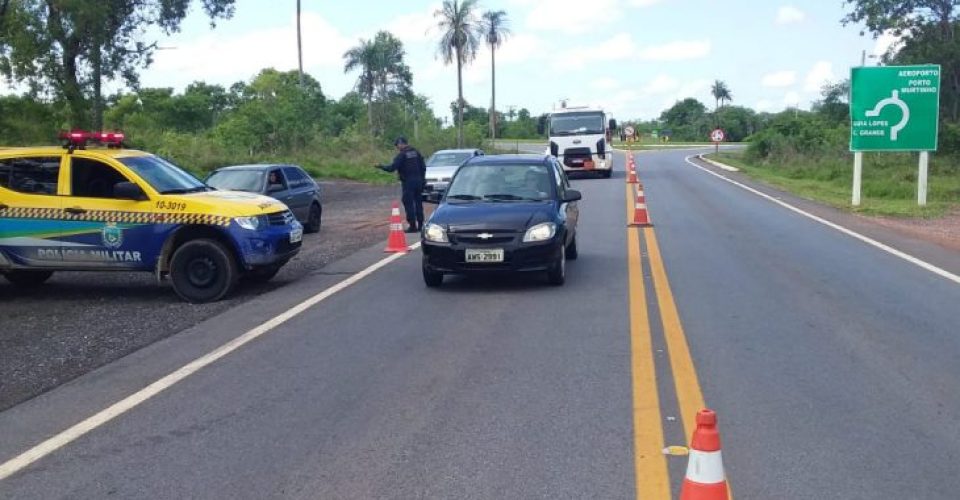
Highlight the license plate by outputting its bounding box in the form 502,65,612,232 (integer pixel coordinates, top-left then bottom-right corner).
289,227,303,243
584,160,595,169
465,248,504,263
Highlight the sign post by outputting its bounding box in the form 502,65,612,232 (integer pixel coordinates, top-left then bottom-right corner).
850,64,940,206
710,128,725,154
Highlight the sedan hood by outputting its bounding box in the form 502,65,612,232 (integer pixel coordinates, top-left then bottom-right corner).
431,201,554,232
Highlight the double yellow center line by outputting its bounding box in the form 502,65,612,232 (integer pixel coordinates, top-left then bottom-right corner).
624,178,717,499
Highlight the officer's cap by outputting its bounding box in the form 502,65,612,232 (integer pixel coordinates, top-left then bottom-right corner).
393,136,408,146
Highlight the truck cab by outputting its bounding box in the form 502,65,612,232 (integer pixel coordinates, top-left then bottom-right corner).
547,107,613,178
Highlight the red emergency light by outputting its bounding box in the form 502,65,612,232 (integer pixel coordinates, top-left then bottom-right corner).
59,130,126,150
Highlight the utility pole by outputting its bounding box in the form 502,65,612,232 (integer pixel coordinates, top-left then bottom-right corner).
297,0,304,88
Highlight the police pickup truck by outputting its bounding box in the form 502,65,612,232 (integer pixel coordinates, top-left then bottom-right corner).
0,131,302,303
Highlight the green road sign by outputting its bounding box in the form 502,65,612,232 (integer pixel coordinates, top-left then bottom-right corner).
850,65,940,152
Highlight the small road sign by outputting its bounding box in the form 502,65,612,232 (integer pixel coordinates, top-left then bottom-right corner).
624,126,635,137
710,129,725,143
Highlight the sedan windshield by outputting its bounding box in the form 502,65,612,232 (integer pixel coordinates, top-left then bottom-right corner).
428,152,472,167
446,163,554,202
119,155,208,194
206,170,264,192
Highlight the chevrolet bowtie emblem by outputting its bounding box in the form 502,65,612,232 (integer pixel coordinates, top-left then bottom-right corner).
477,233,494,239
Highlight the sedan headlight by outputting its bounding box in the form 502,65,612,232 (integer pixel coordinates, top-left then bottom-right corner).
423,223,448,243
523,222,556,242
234,216,261,231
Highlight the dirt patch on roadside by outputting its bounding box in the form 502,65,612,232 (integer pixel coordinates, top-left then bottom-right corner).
0,180,403,412
869,210,960,252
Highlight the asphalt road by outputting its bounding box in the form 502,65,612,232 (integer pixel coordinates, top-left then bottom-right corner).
1,148,959,499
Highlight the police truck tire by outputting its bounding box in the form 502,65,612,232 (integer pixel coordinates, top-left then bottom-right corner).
602,169,612,178
305,203,322,233
2,270,54,288
170,239,238,303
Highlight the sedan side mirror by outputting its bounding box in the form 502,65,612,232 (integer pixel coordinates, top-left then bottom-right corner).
113,181,148,201
562,189,582,202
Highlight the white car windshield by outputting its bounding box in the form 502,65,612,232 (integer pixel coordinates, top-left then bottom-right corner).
428,152,472,167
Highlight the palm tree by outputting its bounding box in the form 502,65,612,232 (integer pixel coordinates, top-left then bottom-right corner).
711,80,732,126
343,39,377,130
343,32,413,136
435,0,481,147
480,10,510,140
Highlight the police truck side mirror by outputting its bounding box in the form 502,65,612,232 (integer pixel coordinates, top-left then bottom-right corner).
114,182,147,201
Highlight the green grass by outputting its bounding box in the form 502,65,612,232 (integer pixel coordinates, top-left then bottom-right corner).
710,151,960,218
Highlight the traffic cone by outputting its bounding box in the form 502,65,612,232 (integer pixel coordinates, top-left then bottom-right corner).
629,183,652,227
384,202,409,253
626,155,638,184
679,409,729,500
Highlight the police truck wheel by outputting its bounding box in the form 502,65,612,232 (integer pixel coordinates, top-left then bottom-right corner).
170,239,238,303
305,203,322,233
602,169,612,178
2,270,54,288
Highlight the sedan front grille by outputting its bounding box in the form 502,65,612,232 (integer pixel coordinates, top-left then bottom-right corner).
450,232,517,245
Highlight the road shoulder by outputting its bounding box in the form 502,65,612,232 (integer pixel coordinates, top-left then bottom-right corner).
689,154,960,279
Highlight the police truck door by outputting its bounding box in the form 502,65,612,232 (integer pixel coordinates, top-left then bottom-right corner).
59,155,155,269
0,155,65,267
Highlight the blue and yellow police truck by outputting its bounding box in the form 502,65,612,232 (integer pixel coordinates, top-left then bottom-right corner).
0,131,303,303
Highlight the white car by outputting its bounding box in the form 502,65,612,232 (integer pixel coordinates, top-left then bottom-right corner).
423,148,484,196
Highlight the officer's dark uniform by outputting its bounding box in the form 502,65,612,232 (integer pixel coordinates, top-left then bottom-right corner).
378,139,426,231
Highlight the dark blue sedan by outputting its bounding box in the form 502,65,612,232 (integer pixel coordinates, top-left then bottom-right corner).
421,154,581,287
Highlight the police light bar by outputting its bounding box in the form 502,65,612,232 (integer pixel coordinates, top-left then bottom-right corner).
58,130,126,149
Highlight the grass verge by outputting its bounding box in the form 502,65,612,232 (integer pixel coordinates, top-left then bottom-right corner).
710,151,959,218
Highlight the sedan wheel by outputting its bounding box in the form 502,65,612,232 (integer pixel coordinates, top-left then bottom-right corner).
547,245,566,286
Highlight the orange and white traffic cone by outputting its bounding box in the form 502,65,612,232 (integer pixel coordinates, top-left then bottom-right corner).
629,183,652,227
679,409,729,500
384,202,409,253
626,158,638,184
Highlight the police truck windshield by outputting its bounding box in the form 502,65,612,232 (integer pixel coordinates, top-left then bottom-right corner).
550,112,604,136
119,155,208,194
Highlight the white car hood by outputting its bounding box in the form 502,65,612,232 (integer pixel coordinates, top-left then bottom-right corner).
425,165,459,180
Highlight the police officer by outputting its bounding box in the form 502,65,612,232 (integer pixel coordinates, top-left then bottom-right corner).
377,137,426,232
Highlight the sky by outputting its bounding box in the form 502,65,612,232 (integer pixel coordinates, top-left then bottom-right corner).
1,0,900,123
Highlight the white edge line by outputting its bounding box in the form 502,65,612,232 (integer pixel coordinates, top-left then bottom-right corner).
697,153,740,172
0,242,422,481
684,155,960,286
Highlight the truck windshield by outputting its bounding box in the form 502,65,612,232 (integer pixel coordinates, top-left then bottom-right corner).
119,155,208,194
550,112,604,136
